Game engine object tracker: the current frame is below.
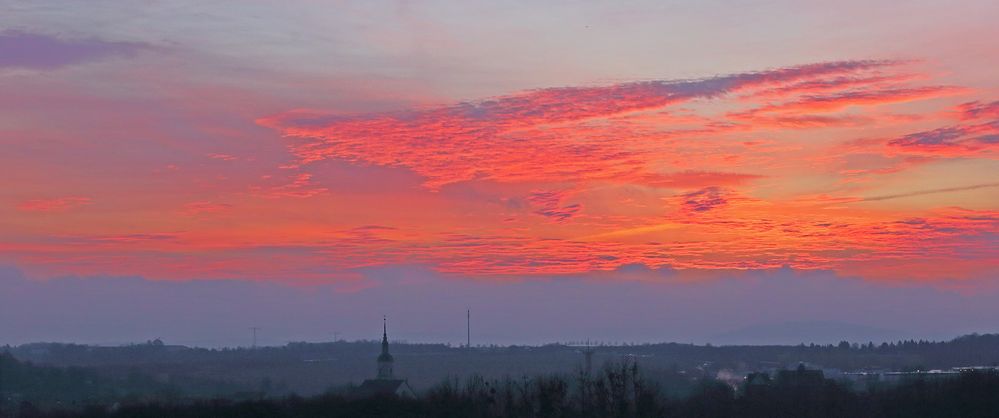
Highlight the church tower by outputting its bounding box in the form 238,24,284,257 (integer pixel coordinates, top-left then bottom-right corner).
355,316,413,398
377,316,394,379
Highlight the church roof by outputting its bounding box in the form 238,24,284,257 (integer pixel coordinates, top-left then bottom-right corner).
354,379,412,398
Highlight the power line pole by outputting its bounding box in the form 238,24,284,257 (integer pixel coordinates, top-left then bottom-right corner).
250,327,260,349
466,308,471,349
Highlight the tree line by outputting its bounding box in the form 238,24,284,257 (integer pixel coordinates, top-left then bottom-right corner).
11,359,999,418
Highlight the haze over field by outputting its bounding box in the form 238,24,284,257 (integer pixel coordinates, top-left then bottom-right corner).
1,1,997,347
3,265,999,347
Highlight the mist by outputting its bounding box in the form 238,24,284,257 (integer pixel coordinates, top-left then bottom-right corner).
2,264,996,347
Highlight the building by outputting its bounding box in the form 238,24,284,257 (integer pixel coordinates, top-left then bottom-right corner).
775,363,825,387
354,317,415,398
743,363,826,395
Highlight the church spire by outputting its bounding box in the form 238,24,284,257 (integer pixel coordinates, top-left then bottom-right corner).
381,315,389,355
377,315,394,379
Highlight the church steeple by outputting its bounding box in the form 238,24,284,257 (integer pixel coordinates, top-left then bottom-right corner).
382,316,389,353
377,315,394,379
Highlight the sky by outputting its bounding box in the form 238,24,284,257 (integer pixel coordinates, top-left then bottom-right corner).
1,1,997,346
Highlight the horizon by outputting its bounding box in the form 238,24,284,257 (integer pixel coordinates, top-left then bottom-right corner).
11,330,995,351
4,264,999,347
2,1,998,348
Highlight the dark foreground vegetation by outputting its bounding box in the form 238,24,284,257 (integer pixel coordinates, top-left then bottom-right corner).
12,362,999,418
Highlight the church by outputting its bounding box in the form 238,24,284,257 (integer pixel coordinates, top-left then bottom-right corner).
353,317,415,398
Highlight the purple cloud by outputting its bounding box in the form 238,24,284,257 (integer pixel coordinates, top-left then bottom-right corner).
681,187,729,212
887,120,999,155
957,100,999,120
891,126,968,147
528,190,583,222
0,30,148,70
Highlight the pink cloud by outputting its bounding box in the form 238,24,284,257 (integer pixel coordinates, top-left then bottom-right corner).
735,86,967,117
251,173,329,198
259,60,901,189
956,100,999,120
181,201,233,216
740,73,922,100
207,153,239,161
16,197,92,212
636,171,763,189
4,56,995,284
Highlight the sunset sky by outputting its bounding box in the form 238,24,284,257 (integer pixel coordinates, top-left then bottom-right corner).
1,1,997,346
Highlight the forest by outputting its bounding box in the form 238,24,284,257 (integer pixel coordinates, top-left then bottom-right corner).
6,333,999,395
4,334,999,417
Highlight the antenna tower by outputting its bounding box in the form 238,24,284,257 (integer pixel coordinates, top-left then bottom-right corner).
250,326,260,349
